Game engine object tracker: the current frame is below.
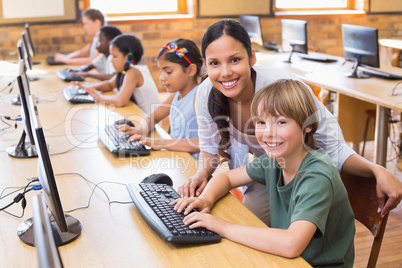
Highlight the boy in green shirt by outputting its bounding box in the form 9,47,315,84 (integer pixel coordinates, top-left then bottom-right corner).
172,79,355,267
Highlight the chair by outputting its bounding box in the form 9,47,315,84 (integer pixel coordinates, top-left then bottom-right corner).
341,173,389,268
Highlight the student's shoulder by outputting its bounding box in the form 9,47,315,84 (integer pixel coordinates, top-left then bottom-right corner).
299,148,339,182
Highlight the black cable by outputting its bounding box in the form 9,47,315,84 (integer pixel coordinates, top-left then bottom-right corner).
0,78,16,93
0,188,32,211
0,179,40,218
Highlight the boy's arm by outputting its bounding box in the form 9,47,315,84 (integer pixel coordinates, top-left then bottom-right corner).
215,219,317,258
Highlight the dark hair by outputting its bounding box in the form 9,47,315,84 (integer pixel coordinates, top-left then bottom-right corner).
82,8,105,26
157,38,204,77
111,33,143,64
100,25,122,41
111,34,143,90
202,19,252,161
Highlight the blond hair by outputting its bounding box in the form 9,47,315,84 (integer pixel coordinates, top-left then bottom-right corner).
251,79,319,149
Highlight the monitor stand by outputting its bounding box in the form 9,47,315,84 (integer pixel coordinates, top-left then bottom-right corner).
346,57,371,79
283,45,296,63
10,94,40,106
10,95,21,105
6,131,38,158
17,214,82,246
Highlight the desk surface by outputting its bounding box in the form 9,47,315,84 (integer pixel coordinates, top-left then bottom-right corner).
380,38,402,50
0,62,310,267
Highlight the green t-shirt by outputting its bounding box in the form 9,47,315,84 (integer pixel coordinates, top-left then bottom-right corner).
246,148,355,267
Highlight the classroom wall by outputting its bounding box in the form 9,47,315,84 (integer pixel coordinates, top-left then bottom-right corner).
1,1,402,92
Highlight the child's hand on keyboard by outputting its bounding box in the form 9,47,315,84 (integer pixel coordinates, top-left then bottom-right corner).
183,212,228,237
171,196,212,215
82,85,101,102
118,125,143,137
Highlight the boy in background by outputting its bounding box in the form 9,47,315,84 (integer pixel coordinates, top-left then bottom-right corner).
67,25,122,81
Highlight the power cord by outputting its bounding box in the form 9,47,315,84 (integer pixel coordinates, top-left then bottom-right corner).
0,78,16,94
0,178,41,218
50,133,98,156
54,172,132,213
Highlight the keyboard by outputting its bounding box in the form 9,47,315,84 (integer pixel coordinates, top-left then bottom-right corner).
47,56,66,66
63,85,96,104
298,53,338,63
57,68,84,82
99,124,150,156
359,66,402,80
127,183,221,243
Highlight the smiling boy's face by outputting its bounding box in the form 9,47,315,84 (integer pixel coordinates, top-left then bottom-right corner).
96,32,110,56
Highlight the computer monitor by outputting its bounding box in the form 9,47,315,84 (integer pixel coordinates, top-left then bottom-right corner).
239,15,264,47
17,94,82,246
10,40,26,106
281,19,308,63
17,39,25,60
32,194,64,268
342,24,379,78
25,23,36,57
6,59,38,158
22,31,33,70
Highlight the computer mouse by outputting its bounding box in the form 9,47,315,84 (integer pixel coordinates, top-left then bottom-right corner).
141,173,173,186
114,119,135,127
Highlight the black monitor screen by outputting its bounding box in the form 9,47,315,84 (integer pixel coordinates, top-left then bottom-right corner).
21,31,33,70
342,24,379,68
17,95,82,246
6,59,37,159
17,39,25,60
25,23,36,56
281,19,308,54
239,15,264,47
17,59,35,145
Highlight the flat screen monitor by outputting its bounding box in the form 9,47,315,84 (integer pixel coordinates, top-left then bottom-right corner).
239,15,264,47
25,23,36,56
281,19,308,63
342,24,379,78
32,194,64,268
6,59,38,158
22,31,33,70
17,39,25,60
17,94,82,246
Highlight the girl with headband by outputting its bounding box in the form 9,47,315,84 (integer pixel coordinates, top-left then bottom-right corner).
76,33,160,112
117,39,204,159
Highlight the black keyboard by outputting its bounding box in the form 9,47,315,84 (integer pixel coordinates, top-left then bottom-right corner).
127,183,221,243
47,56,66,66
63,85,96,104
99,124,150,156
359,66,402,80
57,68,84,82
